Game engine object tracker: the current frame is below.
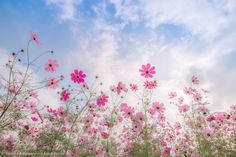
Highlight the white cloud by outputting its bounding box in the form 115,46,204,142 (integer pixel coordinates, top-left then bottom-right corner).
45,0,236,121
46,0,82,21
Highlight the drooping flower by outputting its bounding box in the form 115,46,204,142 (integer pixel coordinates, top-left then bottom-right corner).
192,75,200,84
60,90,70,102
30,32,39,45
117,82,128,95
96,94,108,107
193,92,202,102
178,104,190,113
139,63,156,78
44,59,59,73
47,77,59,89
70,69,86,84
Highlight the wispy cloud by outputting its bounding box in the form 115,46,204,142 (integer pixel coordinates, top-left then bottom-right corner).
44,0,236,118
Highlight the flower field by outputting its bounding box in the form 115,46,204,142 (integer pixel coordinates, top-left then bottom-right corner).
0,33,235,157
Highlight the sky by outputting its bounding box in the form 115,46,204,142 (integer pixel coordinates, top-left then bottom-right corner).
0,0,236,120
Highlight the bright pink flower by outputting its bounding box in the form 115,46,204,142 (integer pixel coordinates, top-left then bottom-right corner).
168,92,177,99
163,147,171,155
44,59,59,73
60,90,70,102
117,82,128,95
130,84,138,92
30,32,39,45
192,75,200,84
47,77,59,89
31,117,38,122
178,104,190,113
139,63,156,78
96,94,108,107
70,69,86,84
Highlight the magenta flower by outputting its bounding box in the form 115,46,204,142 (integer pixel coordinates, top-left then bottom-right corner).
60,90,70,102
31,117,38,122
44,59,59,73
30,32,39,45
101,132,109,139
47,77,59,89
144,80,157,89
139,63,156,78
70,69,86,84
96,94,108,107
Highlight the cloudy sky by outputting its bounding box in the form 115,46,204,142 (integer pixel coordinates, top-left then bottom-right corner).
0,0,236,118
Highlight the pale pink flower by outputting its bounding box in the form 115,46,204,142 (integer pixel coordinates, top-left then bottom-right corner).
117,82,128,95
130,84,138,92
193,92,202,102
168,92,177,99
44,59,58,73
178,104,190,113
47,77,59,89
192,75,200,84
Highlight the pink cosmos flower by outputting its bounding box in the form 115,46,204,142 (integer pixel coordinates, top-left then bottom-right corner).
192,75,200,84
122,105,134,118
110,85,117,92
163,147,171,155
151,102,165,113
178,97,184,104
178,104,190,113
47,77,59,89
203,128,215,139
83,115,93,126
168,92,177,99
57,107,67,118
70,69,86,84
44,59,59,73
96,94,108,107
130,84,138,92
144,80,157,89
80,136,88,143
117,82,128,95
183,87,193,95
60,90,70,102
139,63,156,78
193,92,202,102
134,112,145,124
31,117,38,122
30,32,39,45
101,132,109,139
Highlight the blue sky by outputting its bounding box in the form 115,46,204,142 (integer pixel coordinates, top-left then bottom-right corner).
0,0,236,117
